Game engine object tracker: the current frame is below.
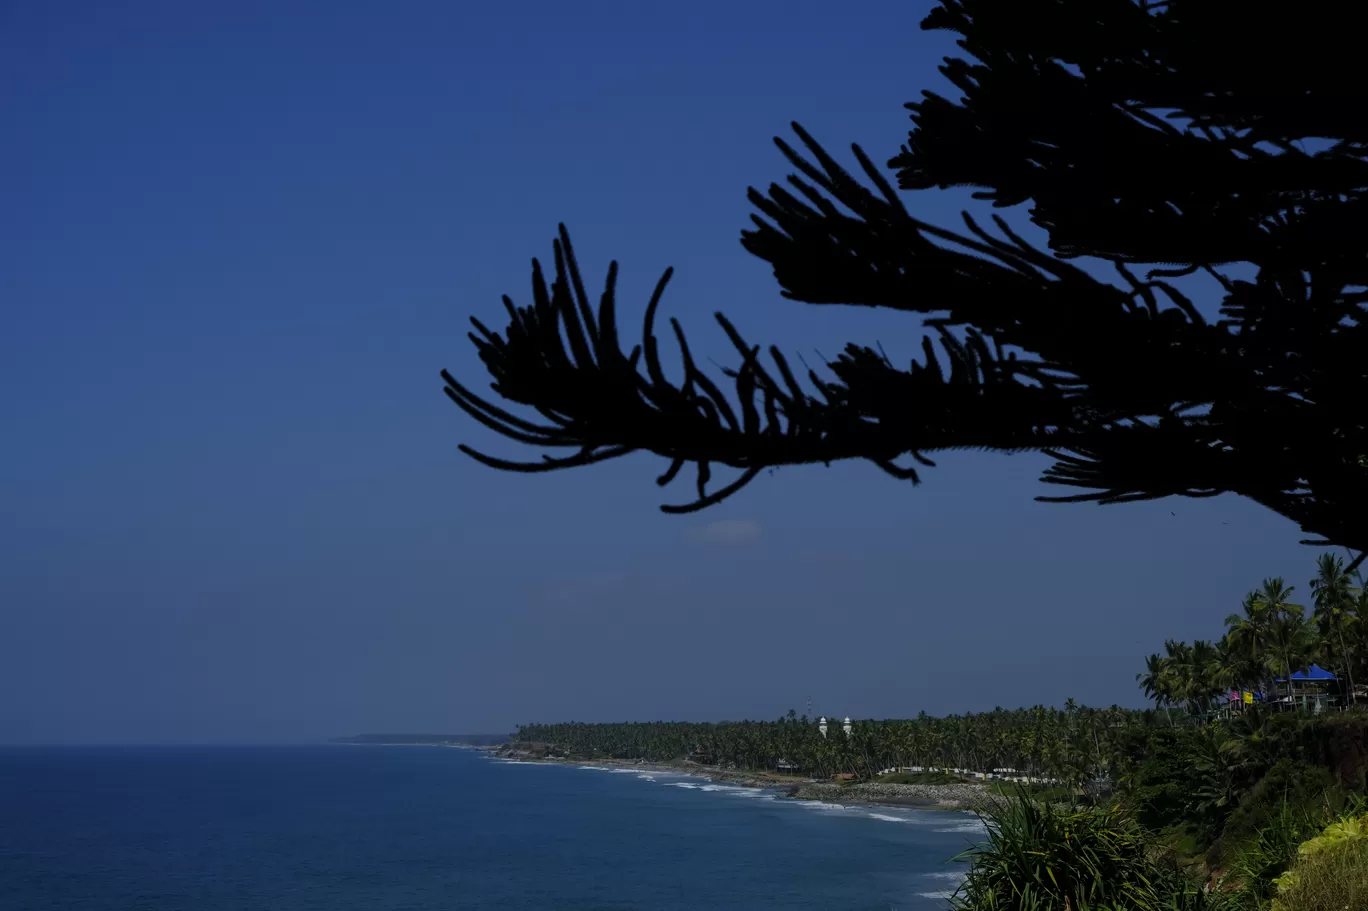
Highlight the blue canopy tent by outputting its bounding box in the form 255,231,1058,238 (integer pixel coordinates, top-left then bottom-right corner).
1275,664,1337,683
1273,664,1340,713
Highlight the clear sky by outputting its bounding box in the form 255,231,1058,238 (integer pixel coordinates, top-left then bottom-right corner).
0,1,1327,744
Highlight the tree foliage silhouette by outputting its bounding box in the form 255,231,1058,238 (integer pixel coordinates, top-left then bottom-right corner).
441,0,1368,558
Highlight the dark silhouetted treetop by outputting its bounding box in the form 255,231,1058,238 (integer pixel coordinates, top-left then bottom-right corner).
441,0,1368,558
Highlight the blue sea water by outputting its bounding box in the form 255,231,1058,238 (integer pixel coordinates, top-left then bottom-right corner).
0,746,982,910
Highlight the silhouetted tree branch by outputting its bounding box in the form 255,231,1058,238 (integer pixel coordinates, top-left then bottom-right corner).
442,0,1368,550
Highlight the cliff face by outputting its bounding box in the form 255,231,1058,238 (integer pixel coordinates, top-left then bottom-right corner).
496,741,557,758
1311,716,1368,790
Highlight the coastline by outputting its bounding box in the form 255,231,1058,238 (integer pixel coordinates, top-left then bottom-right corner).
486,748,988,812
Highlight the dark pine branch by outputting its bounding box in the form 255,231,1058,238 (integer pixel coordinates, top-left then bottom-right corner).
443,223,1072,514
441,0,1368,552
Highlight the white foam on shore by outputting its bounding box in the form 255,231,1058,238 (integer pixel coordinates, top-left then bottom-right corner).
721,789,775,800
917,889,956,900
666,781,774,800
793,800,850,812
934,820,990,834
564,762,987,827
867,810,971,828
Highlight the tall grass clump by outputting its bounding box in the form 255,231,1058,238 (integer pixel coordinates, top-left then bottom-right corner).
1270,835,1368,910
1225,798,1323,904
1268,804,1368,911
950,790,1232,911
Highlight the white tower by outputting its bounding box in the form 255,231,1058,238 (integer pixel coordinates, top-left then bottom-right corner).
842,717,852,737
818,717,828,738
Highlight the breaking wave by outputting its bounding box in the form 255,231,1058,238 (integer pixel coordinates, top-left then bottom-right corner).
934,820,990,834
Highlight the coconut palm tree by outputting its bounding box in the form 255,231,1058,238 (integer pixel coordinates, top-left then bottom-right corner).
1186,639,1227,716
1161,640,1193,715
1354,585,1368,698
1254,577,1303,622
1224,592,1271,687
1263,611,1317,706
1311,552,1360,706
1160,639,1225,718
1225,580,1303,701
1213,636,1246,694
1137,652,1176,724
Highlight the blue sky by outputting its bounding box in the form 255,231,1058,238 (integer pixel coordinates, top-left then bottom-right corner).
0,1,1324,743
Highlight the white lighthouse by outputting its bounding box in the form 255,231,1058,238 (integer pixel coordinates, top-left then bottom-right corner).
842,717,852,737
817,717,828,738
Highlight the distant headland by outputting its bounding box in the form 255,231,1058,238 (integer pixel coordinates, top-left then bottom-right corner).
330,733,510,747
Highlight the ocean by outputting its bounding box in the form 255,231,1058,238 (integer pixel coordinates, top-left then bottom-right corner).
0,746,982,910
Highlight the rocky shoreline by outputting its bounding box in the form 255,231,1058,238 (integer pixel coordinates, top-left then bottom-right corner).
488,746,989,811
788,781,990,808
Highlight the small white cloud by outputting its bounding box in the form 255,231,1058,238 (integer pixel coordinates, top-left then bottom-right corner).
694,519,762,544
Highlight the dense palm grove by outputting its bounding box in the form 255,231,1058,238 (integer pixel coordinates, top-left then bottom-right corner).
1139,555,1365,718
516,704,1142,787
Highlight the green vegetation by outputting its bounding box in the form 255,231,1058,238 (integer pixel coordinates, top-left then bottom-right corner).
1269,806,1368,911
951,793,1235,911
948,788,1368,910
514,702,1144,786
1273,836,1368,911
939,552,1368,910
